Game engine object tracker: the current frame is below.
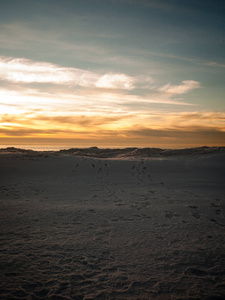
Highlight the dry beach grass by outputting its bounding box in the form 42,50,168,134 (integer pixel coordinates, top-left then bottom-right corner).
0,147,225,299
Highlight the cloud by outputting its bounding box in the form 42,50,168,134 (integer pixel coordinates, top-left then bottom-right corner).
158,80,200,95
0,56,96,86
166,111,225,129
2,123,224,148
123,125,225,147
0,56,201,99
1,110,224,133
0,111,135,133
174,111,225,120
0,126,62,137
1,109,225,147
4,107,224,144
0,56,134,90
0,56,203,113
127,125,225,141
96,73,134,90
205,62,225,68
0,80,195,116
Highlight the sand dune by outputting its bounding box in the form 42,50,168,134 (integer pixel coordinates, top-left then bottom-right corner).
0,148,225,299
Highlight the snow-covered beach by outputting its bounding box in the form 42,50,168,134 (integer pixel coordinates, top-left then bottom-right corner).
0,147,225,299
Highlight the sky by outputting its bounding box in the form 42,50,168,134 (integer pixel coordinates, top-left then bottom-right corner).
0,0,225,148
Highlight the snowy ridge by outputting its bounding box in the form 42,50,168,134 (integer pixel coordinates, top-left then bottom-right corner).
1,146,225,158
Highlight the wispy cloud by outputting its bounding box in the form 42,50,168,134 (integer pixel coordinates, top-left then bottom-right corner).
1,110,224,147
0,56,201,112
205,61,225,68
1,110,224,135
0,56,134,89
96,73,134,90
0,56,203,144
0,56,201,94
158,80,200,95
